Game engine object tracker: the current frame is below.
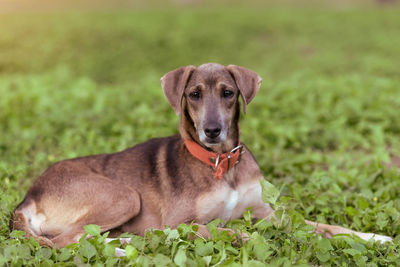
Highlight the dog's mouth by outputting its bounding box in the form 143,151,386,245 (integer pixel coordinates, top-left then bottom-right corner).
204,138,220,146
198,130,228,148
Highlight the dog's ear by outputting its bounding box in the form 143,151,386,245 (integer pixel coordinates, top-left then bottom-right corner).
226,65,262,114
161,65,196,115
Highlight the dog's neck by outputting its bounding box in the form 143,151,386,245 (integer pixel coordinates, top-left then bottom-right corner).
179,102,240,154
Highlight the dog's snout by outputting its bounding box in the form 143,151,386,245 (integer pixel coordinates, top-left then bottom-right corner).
204,126,221,138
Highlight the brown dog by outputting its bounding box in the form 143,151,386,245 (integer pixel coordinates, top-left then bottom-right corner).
11,63,392,248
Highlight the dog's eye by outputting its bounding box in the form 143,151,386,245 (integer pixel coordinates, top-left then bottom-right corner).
222,90,234,98
189,91,201,100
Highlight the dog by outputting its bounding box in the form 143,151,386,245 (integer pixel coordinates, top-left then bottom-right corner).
10,63,392,248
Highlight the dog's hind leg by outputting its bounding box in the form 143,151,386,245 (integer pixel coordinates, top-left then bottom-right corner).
11,174,141,248
11,208,54,247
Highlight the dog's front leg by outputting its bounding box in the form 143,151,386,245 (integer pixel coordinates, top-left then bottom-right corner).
246,178,393,244
304,220,392,243
193,224,250,244
253,203,392,243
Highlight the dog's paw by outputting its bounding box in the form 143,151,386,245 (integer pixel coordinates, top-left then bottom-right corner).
115,248,126,257
356,232,393,243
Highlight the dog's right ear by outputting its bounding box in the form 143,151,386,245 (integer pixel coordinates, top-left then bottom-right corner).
161,65,196,115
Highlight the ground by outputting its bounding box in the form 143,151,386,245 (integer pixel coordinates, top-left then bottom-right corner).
1,2,400,266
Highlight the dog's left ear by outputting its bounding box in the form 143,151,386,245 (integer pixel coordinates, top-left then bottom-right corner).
161,65,197,115
226,65,262,114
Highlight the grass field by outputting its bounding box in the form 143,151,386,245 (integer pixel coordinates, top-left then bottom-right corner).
1,2,400,266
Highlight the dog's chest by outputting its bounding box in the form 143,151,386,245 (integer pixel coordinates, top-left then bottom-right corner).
195,179,263,224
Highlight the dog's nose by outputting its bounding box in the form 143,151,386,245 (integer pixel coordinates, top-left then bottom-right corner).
205,127,221,138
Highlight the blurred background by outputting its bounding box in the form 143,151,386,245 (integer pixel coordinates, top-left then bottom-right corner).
1,0,399,83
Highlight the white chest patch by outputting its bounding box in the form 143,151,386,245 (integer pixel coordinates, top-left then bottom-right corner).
195,179,269,224
221,190,239,220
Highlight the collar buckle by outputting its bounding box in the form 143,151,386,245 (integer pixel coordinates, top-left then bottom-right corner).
230,145,243,153
209,145,244,170
214,153,220,170
209,153,221,170
231,145,244,164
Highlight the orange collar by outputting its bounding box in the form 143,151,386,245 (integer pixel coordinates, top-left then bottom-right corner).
184,139,244,179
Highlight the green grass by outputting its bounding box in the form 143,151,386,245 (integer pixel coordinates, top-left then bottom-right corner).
1,4,400,266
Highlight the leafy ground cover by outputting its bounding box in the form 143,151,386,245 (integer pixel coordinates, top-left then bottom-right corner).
1,3,400,266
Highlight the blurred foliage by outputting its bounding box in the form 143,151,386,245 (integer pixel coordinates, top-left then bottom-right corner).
1,3,400,265
1,8,400,81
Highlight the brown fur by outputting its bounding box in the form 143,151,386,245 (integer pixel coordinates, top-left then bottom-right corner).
11,63,391,248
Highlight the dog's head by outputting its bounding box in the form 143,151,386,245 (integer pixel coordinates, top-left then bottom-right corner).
161,63,261,152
